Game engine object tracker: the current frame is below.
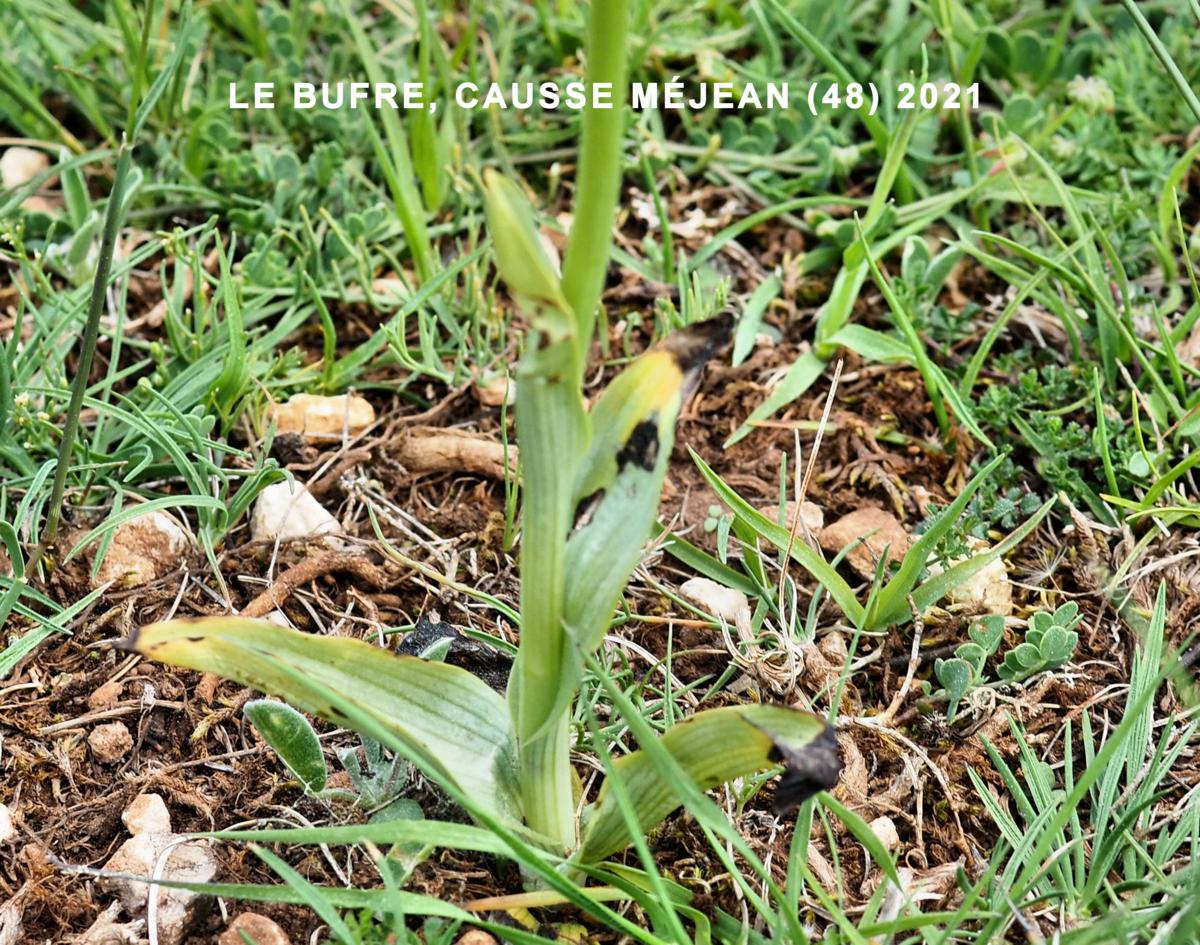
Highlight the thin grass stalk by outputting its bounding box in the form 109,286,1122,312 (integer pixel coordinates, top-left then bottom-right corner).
1119,0,1200,124
31,140,133,562
559,0,630,371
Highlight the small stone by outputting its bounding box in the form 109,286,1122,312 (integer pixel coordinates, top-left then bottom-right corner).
87,680,124,711
371,277,406,307
250,481,341,544
455,932,498,945
93,510,191,589
219,913,291,945
818,631,847,665
0,803,14,842
88,722,133,764
869,815,900,853
268,393,375,443
473,372,514,408
102,834,217,945
935,538,1013,616
819,507,911,580
679,577,751,630
0,146,50,189
122,794,171,836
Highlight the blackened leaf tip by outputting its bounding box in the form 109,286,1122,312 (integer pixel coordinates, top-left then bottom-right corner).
658,310,735,375
773,723,842,816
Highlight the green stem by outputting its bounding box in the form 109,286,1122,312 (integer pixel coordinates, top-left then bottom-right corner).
31,140,133,563
511,1,630,856
1119,0,1200,124
560,0,630,373
519,713,577,852
511,338,586,853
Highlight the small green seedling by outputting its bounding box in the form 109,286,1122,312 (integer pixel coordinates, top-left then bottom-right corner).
935,614,1006,721
703,503,734,560
337,737,419,823
895,236,965,319
999,602,1082,682
245,699,417,822
934,603,1082,720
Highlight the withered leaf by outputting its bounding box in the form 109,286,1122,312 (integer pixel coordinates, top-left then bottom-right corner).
772,723,842,814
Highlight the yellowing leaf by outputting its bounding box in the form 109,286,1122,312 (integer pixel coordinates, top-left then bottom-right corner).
124,617,522,825
577,704,837,862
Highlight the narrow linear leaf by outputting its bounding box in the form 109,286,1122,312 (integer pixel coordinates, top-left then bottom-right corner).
693,450,864,625
205,819,508,854
870,452,1008,625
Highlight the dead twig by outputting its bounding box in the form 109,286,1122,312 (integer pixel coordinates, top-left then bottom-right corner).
240,550,397,618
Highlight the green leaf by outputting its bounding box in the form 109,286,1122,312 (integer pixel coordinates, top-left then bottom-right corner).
564,420,674,654
1038,626,1076,664
577,704,836,863
206,819,508,851
124,618,522,825
483,169,571,322
969,615,1006,655
868,453,1008,626
567,318,734,635
244,699,328,795
572,345,685,504
954,642,987,668
935,658,974,722
825,324,914,364
732,275,782,366
1053,601,1080,627
692,449,864,626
